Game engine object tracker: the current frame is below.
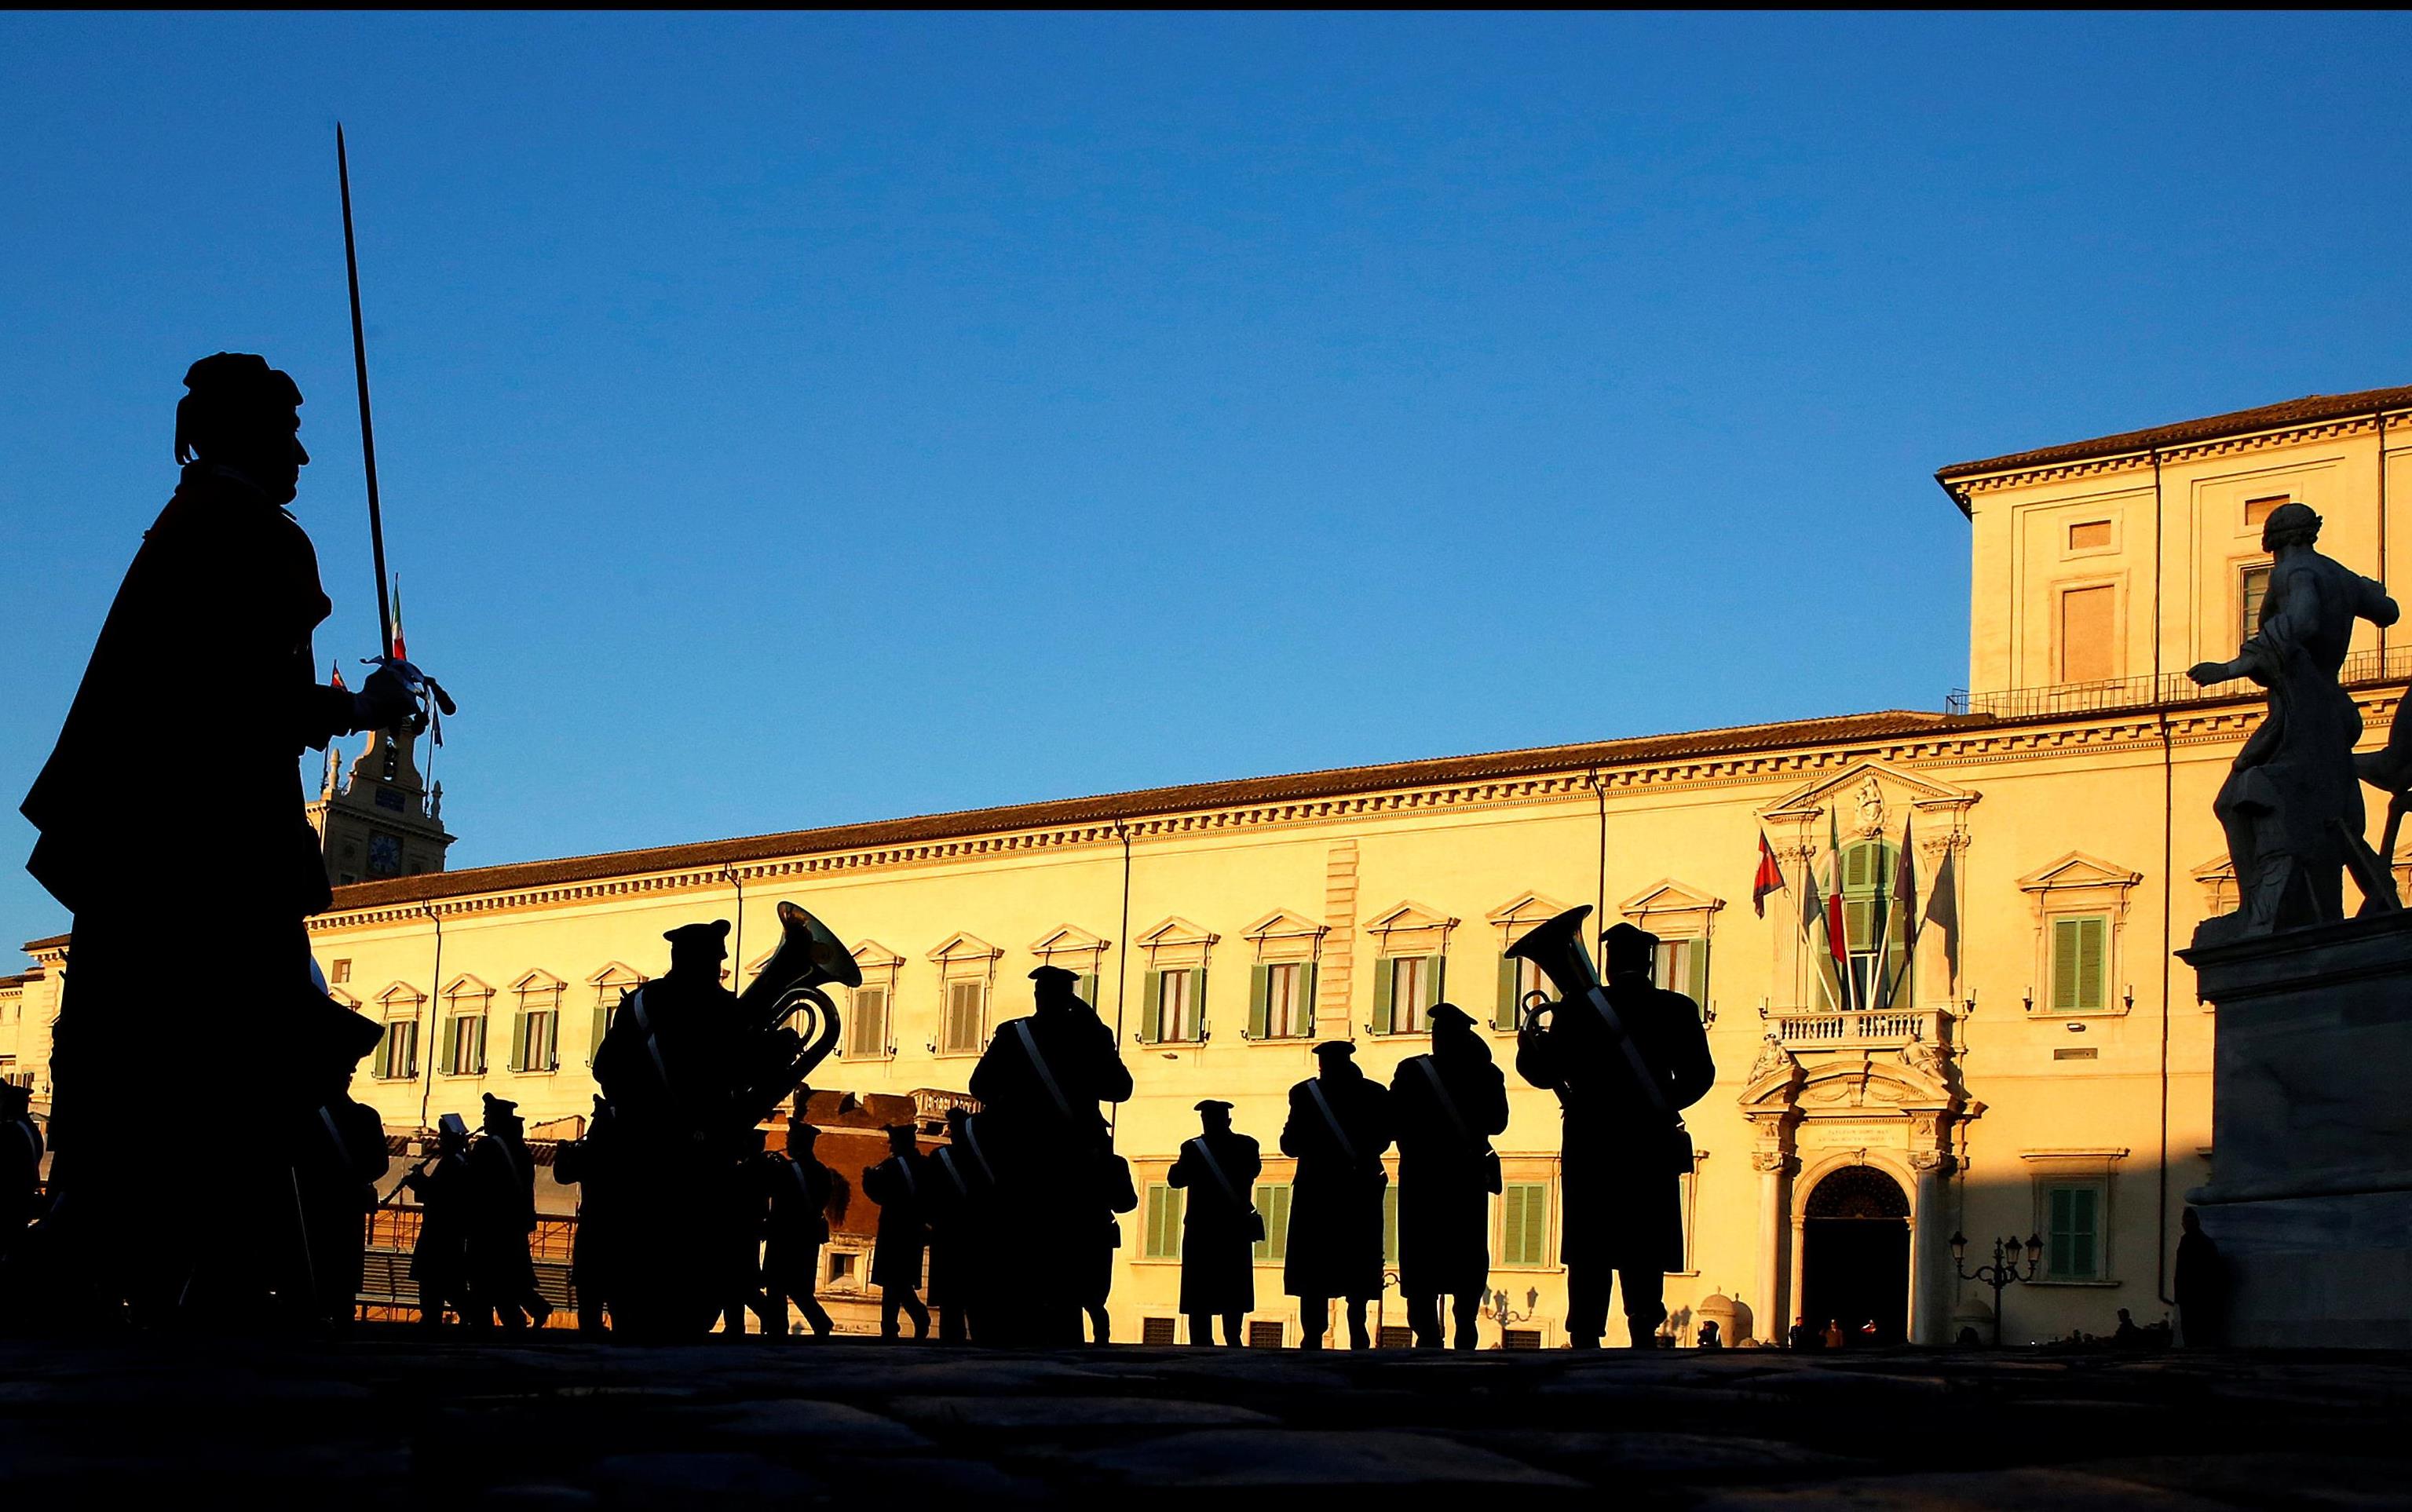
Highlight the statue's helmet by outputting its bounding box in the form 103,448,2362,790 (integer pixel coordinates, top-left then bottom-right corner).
175,352,302,464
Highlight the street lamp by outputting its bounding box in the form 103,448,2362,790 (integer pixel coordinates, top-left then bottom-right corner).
1950,1231,2044,1346
1483,1287,1540,1348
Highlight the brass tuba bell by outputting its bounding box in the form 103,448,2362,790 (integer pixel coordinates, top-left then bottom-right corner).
733,901,863,1127
1503,904,1603,1038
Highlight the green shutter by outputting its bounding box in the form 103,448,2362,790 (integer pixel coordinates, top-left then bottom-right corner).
1248,965,1270,1039
1076,972,1098,1009
1844,899,1877,952
1500,1188,1522,1264
1688,937,1711,1006
1300,961,1317,1035
1427,953,1446,1010
1382,1183,1399,1263
1138,971,1161,1043
1526,1185,1550,1265
1255,1182,1292,1262
2078,918,2107,1010
1496,955,1518,1030
506,1012,525,1073
2051,919,2080,1010
2049,1186,2076,1276
589,1005,609,1067
1192,967,1208,1038
1372,958,1394,1034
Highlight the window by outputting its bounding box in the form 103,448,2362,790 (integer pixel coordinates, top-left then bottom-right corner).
1494,954,1551,1030
2246,493,2290,529
1376,954,1442,1035
1141,1317,1179,1345
1248,962,1314,1039
1840,841,1910,1009
1248,1320,1285,1348
1382,1182,1400,1264
2043,1181,2106,1280
2241,563,2272,644
847,985,890,1057
443,1012,485,1076
331,959,352,985
1142,1183,1182,1259
1378,1325,1415,1349
1141,968,1205,1044
2059,584,2116,684
1252,1182,1292,1262
1500,1182,1551,1267
1073,972,1099,1009
827,1252,857,1286
1653,935,1711,1006
2048,915,2110,1012
943,981,986,1054
511,1010,557,1074
1502,1328,1542,1350
2067,520,2111,550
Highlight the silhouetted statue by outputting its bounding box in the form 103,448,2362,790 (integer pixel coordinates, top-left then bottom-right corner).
2174,1207,2227,1347
20,355,415,1324
968,966,1133,1346
757,1121,837,1339
862,1124,932,1339
1282,1041,1394,1349
551,1096,622,1332
927,1105,996,1343
401,1115,473,1330
1084,1143,1137,1345
1169,1099,1260,1346
1389,1003,1508,1349
1698,1318,1723,1349
0,1083,42,1268
464,1095,549,1330
1515,920,1715,1348
286,998,389,1329
592,919,742,1339
2189,502,2401,934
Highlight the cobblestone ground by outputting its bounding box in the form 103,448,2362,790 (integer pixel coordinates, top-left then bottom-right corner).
1,1332,2408,1508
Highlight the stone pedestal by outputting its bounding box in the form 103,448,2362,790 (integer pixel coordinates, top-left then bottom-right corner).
2181,908,2412,1348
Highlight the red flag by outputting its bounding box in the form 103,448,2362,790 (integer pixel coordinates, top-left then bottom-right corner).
389,577,407,661
1825,884,1849,967
330,660,348,693
1752,831,1785,918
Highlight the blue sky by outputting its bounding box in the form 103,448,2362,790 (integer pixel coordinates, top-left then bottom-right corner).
4,13,2410,943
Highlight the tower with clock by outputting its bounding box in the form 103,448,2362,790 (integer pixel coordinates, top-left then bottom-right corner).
306,721,456,888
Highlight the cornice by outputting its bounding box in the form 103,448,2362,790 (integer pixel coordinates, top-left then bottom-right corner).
1953,409,2403,499
301,689,2397,938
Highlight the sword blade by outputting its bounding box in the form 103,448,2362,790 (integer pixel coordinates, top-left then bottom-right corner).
337,123,394,656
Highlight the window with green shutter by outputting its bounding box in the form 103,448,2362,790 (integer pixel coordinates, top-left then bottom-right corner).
1500,1183,1551,1267
1253,1182,1292,1262
1497,954,1549,1030
2044,1181,2104,1280
1248,962,1311,1040
2048,915,2110,1012
1148,968,1205,1043
1653,936,1711,1007
1379,955,1442,1034
1381,1181,1400,1264
1143,1182,1182,1259
846,985,890,1057
1840,840,1910,1008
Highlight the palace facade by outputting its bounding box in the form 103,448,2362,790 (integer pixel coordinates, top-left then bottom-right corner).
9,383,2412,1346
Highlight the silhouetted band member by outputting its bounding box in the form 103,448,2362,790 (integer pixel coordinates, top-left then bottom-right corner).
1085,1141,1138,1345
551,1095,621,1332
463,1095,550,1330
1169,1098,1260,1346
0,1083,42,1266
1282,1041,1394,1349
968,966,1134,1346
592,919,743,1338
402,1114,473,1330
927,1105,995,1343
1515,922,1713,1348
2173,1207,2227,1348
758,1122,836,1339
287,998,390,1328
863,1124,932,1339
1390,1002,1509,1349
21,355,414,1321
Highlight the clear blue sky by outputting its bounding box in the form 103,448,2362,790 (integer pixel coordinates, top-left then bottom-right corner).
4,13,2409,944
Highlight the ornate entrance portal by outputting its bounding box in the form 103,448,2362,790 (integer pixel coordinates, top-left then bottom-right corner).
1800,1165,1911,1346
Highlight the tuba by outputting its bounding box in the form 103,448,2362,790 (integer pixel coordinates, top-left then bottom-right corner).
1504,904,1602,1043
731,901,862,1130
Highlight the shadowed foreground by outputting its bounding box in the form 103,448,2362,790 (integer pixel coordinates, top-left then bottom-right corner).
1,1333,2408,1508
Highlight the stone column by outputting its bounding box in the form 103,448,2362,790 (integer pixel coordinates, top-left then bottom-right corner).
1908,1150,1953,1345
1753,1150,1790,1342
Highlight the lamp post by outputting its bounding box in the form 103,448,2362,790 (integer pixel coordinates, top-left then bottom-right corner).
1950,1231,2043,1346
1482,1286,1540,1348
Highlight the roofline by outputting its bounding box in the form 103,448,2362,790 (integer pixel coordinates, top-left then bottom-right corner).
287,707,1971,915
1932,383,2412,516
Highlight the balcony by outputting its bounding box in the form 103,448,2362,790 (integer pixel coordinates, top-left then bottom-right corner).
1948,645,2412,721
1765,1006,1951,1050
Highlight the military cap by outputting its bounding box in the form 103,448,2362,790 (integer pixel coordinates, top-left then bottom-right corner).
0,1082,30,1108
1427,1003,1476,1030
1029,964,1078,986
1194,1098,1234,1113
481,1094,520,1119
1311,1040,1358,1061
663,919,733,946
1601,922,1659,976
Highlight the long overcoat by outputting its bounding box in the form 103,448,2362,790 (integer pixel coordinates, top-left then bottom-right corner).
1514,976,1713,1271
760,1150,833,1293
1280,1072,1394,1301
1170,1128,1261,1315
1390,1048,1508,1297
863,1151,932,1290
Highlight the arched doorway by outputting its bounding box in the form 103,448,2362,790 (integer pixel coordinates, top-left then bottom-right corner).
1800,1165,1911,1347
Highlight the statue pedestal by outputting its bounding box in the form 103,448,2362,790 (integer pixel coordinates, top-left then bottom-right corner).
2183,910,2412,1347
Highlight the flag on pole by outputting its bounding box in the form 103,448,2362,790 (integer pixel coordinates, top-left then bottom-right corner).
1796,836,1839,1011
330,659,348,693
1752,831,1785,918
1825,806,1853,1008
1923,844,1961,995
389,577,408,661
1877,814,1918,1010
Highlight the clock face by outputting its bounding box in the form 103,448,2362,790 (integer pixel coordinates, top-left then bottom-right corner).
368,834,403,877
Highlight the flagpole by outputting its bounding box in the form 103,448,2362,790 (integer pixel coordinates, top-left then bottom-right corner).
338,124,396,658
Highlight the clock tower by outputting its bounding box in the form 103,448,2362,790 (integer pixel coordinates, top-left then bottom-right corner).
308,723,455,887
